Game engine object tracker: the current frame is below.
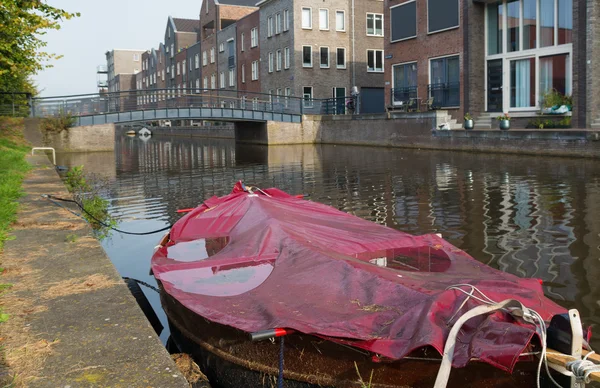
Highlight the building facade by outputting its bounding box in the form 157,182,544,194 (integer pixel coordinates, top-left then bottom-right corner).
105,49,145,94
236,10,262,99
384,0,597,128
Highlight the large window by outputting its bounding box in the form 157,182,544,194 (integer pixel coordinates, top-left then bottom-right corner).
251,61,258,80
367,50,383,72
392,62,417,104
319,9,329,30
540,0,554,47
367,13,383,36
390,1,416,42
558,0,573,44
430,55,460,107
540,53,570,96
303,46,313,67
487,2,503,55
336,48,346,69
302,7,312,29
523,0,536,50
251,28,258,48
427,0,459,33
336,11,345,31
507,0,520,52
303,87,313,107
510,58,535,107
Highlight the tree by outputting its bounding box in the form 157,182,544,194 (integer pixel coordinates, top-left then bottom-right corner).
0,0,79,93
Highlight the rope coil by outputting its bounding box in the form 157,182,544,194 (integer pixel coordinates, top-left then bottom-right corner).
567,351,600,384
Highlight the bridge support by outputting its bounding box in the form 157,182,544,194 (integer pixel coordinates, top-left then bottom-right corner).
234,120,317,145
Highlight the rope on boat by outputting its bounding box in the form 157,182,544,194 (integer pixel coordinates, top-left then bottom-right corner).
434,284,567,388
42,194,172,235
567,351,600,384
278,336,284,388
122,277,160,293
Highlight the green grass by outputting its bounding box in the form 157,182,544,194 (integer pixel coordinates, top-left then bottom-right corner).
0,119,31,252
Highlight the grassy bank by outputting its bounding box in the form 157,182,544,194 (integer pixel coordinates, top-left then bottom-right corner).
0,117,31,251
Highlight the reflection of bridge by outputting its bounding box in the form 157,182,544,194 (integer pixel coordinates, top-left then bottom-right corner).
31,89,352,127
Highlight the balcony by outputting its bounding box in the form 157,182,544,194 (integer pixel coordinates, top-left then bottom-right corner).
391,86,418,106
427,82,460,108
97,65,108,74
97,80,108,87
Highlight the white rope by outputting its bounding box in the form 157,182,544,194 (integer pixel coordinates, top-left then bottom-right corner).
567,351,600,384
435,284,566,388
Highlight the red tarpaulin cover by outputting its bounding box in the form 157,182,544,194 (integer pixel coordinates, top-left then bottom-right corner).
151,182,565,373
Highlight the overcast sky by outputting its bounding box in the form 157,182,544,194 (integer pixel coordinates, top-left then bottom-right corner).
33,0,201,97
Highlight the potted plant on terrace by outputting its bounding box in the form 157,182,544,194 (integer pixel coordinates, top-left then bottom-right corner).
497,113,511,130
464,112,474,130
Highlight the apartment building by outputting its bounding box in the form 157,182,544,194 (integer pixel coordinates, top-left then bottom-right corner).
164,16,200,93
105,49,146,94
187,42,202,91
217,24,238,92
384,0,596,128
257,0,385,113
236,11,261,98
200,0,257,93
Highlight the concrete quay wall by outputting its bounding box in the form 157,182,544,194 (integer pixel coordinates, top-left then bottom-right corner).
43,123,115,152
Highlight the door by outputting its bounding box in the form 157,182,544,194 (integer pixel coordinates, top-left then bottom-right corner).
360,87,385,113
487,59,503,112
333,87,346,114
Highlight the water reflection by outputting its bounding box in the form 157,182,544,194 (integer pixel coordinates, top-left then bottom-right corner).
57,135,600,347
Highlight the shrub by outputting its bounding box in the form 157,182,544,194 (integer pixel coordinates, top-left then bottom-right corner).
540,89,572,109
40,110,76,133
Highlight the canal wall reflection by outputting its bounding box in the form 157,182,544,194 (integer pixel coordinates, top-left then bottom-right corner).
58,135,600,343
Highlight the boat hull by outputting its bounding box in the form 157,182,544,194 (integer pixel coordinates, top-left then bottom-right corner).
160,287,543,388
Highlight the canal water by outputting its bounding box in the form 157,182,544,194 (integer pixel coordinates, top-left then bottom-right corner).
57,135,600,349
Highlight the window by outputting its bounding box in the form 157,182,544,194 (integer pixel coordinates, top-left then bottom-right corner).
302,7,312,29
320,47,329,68
171,65,174,78
558,0,573,44
319,9,329,30
177,62,180,75
510,57,535,107
303,46,313,67
303,86,313,107
367,13,383,36
252,60,259,80
390,2,416,42
276,13,281,34
251,28,258,47
170,44,174,57
229,68,235,87
507,0,520,52
219,43,224,52
540,0,555,47
336,11,345,31
285,87,291,107
367,50,383,72
183,60,186,75
241,33,245,51
392,62,417,104
283,10,290,31
203,76,208,89
284,47,290,69
133,53,140,61
211,74,216,89
195,54,200,68
276,50,282,71
219,72,225,89
268,16,273,37
195,78,200,93
210,48,215,63
203,51,207,66
430,55,460,107
539,53,570,97
269,52,274,73
242,64,246,83
336,48,346,69
427,0,459,34
487,2,503,55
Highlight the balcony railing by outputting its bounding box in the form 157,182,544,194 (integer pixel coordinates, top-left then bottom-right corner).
97,65,108,74
427,82,460,108
391,86,418,105
97,80,108,87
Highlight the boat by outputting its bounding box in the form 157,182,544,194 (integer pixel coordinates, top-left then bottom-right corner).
151,182,598,388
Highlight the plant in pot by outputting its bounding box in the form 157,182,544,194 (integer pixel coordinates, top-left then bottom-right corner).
463,112,474,130
497,113,511,130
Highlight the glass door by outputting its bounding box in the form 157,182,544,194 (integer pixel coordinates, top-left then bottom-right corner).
487,59,503,112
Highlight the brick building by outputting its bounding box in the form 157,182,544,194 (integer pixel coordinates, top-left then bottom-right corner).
236,11,262,100
384,0,597,128
258,0,385,113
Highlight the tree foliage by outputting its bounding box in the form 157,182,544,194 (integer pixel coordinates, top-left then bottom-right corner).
0,0,79,93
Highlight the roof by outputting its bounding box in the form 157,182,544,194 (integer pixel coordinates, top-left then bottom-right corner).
172,18,199,33
217,0,258,7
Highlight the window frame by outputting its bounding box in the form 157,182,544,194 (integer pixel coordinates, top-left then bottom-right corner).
252,60,259,80
284,47,290,69
302,45,313,68
389,1,417,43
303,86,313,108
276,49,282,71
366,13,384,37
336,10,346,32
336,47,346,69
319,8,329,31
268,52,274,73
320,46,330,69
427,0,460,35
302,7,313,29
283,9,290,31
367,49,384,72
251,28,258,48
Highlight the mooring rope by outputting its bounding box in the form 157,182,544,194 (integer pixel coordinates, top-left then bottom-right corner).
42,194,172,235
566,351,600,384
122,277,160,293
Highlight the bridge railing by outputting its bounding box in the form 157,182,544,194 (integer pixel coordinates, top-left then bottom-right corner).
30,89,357,119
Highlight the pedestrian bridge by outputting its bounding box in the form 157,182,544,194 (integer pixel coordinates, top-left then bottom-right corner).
31,89,352,127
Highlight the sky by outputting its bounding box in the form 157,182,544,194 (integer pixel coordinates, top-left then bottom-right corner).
33,0,202,97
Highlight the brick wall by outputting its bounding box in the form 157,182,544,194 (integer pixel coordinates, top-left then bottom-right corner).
237,11,261,95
